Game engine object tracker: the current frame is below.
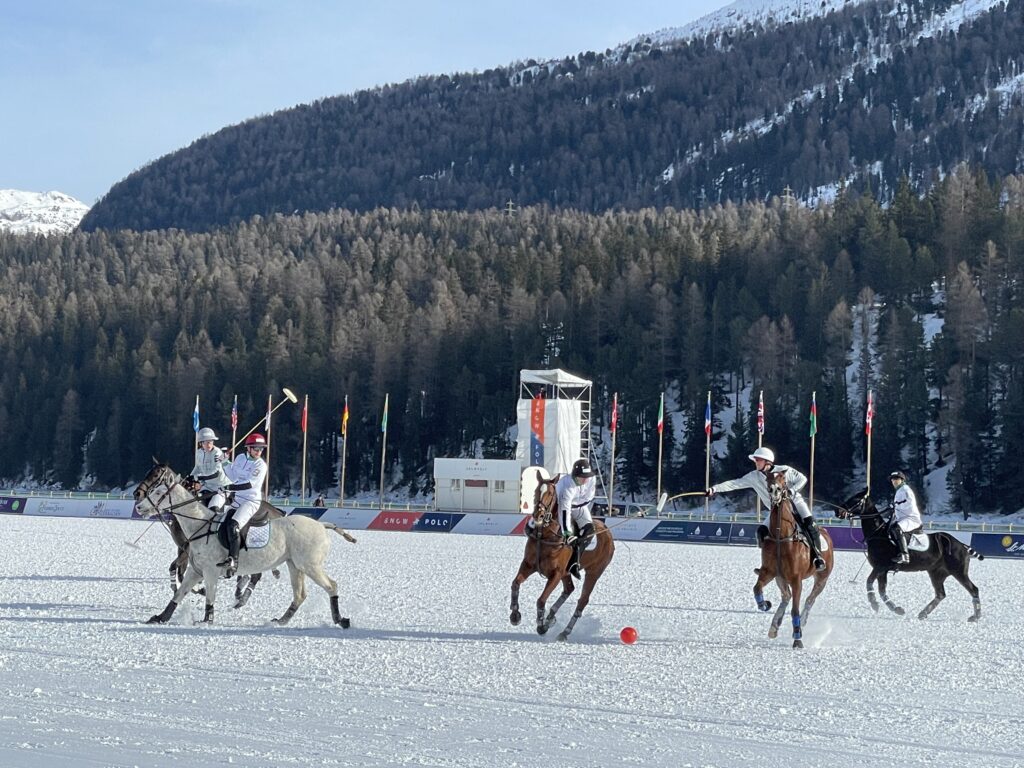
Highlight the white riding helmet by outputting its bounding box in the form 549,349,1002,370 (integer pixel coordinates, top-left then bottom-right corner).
748,446,776,464
197,427,219,443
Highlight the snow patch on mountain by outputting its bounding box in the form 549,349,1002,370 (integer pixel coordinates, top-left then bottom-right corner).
0,189,89,235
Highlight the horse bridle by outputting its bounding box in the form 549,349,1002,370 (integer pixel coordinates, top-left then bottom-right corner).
134,467,217,536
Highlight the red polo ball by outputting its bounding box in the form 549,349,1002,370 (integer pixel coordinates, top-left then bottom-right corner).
619,626,638,645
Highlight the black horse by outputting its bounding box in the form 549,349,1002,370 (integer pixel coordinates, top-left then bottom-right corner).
839,489,983,622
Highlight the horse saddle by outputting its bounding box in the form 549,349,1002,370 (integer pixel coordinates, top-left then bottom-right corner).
907,532,929,551
216,507,274,552
755,524,829,552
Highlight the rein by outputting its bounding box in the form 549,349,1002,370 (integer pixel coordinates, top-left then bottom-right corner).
136,471,217,543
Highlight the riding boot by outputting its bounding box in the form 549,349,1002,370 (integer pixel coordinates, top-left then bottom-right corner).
799,517,826,572
893,529,910,565
217,520,240,578
569,524,594,578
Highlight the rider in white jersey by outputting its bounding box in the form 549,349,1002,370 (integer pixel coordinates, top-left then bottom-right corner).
217,433,268,577
889,471,923,564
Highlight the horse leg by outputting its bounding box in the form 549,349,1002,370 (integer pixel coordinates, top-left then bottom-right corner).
302,562,349,628
235,572,262,609
917,570,947,620
768,579,791,640
866,568,881,612
790,579,804,649
199,575,219,623
557,569,603,642
753,564,775,612
535,573,563,635
509,562,533,626
801,571,830,627
148,565,204,624
273,562,307,625
544,575,575,631
877,572,906,616
949,569,982,622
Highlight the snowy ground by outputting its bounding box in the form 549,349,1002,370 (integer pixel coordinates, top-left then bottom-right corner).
0,516,1021,768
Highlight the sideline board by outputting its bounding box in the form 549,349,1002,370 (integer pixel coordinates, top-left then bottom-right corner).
1,496,1021,558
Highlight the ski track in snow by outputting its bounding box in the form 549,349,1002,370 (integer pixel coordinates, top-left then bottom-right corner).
0,516,1021,767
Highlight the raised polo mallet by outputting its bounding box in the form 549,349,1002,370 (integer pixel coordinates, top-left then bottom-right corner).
231,387,299,454
655,491,706,514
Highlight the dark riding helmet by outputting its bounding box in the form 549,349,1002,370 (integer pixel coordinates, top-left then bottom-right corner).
889,470,907,482
571,458,596,479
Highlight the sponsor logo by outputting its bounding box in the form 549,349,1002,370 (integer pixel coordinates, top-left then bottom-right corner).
34,499,71,516
1001,535,1013,548
1007,540,1024,554
369,512,421,531
89,501,122,518
0,496,24,513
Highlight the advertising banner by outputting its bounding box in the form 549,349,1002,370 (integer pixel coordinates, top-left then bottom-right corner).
313,508,381,530
413,512,462,532
26,497,136,519
729,523,759,546
450,513,522,536
599,517,660,541
368,511,423,532
969,533,1024,559
0,496,26,514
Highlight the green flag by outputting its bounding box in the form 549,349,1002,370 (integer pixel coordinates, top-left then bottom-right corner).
809,392,818,437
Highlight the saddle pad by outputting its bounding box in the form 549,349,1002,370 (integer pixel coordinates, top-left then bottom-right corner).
908,532,929,551
584,535,598,552
245,522,272,549
818,535,829,553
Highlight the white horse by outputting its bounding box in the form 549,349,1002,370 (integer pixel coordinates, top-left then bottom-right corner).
134,462,356,627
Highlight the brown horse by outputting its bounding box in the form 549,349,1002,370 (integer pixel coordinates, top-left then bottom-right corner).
752,471,834,648
509,473,614,641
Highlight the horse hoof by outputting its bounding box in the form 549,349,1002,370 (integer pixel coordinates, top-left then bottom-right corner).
146,616,166,625
917,612,928,621
768,628,778,639
760,601,772,612
894,607,906,616
967,615,980,623
510,611,521,626
556,632,569,642
793,639,804,649
537,625,548,635
338,617,351,628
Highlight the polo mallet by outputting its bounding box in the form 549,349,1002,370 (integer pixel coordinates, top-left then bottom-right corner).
231,387,299,454
656,491,707,514
124,521,157,549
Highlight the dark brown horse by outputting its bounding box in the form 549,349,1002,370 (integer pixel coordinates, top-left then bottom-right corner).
753,471,834,648
838,489,982,622
509,475,614,641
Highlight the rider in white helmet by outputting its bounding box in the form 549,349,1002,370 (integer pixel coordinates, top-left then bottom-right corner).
707,446,826,572
188,427,229,513
889,471,922,565
217,433,269,577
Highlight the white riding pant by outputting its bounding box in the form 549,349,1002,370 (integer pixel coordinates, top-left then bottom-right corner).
208,491,226,511
792,493,812,520
229,498,260,529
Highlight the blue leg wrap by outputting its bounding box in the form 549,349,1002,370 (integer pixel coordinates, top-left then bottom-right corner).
792,614,802,640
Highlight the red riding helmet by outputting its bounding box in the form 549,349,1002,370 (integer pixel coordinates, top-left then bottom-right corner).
245,433,267,449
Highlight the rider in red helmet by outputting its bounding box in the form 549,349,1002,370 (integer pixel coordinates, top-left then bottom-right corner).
217,432,269,577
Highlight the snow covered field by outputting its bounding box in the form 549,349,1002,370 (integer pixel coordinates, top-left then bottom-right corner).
1,515,1021,768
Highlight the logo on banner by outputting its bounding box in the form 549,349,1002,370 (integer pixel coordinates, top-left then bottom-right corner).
414,512,458,531
530,396,545,467
1002,535,1024,554
369,512,422,531
0,496,23,514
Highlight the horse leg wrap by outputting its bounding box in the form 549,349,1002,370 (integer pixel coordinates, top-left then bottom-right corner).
275,602,299,625
330,595,350,628
202,604,215,623
147,600,177,624
792,614,802,641
755,592,767,611
234,587,253,609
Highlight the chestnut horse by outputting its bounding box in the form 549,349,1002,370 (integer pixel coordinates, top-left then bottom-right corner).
753,471,834,648
838,489,982,622
509,470,614,641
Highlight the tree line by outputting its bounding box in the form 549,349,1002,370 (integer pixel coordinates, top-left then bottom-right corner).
4,164,1024,514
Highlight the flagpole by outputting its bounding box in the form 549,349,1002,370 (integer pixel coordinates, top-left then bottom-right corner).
704,391,711,517
339,396,349,506
809,391,817,515
656,392,664,503
609,392,617,516
231,395,238,461
379,393,389,511
264,394,273,498
300,394,309,502
866,389,874,495
756,390,764,523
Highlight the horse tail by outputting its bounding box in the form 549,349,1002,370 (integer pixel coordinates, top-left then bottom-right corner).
938,532,984,567
321,521,358,544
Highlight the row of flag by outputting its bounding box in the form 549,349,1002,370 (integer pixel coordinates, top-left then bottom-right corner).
606,389,877,438
191,393,374,438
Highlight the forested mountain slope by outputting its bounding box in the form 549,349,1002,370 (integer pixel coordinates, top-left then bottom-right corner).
81,0,1023,232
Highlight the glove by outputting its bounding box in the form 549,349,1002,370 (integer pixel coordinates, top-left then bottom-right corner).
705,488,715,497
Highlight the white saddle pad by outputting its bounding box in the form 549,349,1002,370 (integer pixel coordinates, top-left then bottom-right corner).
908,532,929,552
584,535,598,552
818,535,829,554
246,522,272,549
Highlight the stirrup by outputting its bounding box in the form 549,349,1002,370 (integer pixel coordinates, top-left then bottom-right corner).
813,556,826,572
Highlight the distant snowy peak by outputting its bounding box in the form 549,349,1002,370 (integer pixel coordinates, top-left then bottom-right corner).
0,189,89,235
630,0,873,48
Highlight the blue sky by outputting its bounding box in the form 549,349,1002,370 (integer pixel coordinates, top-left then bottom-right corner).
1,1,725,204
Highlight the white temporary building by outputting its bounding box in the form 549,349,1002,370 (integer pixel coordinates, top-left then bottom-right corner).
433,368,593,513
